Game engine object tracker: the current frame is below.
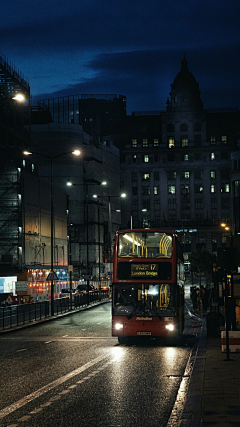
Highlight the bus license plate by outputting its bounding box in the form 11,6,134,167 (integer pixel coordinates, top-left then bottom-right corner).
137,332,151,336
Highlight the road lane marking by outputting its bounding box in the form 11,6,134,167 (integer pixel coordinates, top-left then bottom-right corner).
0,352,110,420
30,408,43,414
18,415,31,421
16,349,26,352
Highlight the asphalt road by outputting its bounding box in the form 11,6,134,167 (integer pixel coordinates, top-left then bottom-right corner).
0,302,192,427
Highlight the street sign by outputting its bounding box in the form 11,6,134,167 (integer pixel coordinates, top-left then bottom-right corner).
46,271,59,281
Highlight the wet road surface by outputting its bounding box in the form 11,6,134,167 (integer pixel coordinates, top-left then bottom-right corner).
0,302,195,427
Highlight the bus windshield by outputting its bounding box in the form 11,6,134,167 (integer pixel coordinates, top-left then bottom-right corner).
118,231,172,259
113,283,176,317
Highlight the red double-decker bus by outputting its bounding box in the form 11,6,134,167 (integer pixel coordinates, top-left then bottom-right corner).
112,229,185,343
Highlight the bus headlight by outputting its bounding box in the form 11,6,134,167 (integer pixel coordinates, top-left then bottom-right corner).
165,324,174,331
114,323,123,330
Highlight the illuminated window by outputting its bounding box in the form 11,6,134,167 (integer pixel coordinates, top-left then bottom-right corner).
143,216,150,228
211,152,215,160
180,171,190,179
221,184,230,193
133,154,137,163
143,139,148,147
154,139,159,146
181,136,188,147
168,185,175,194
211,171,216,179
144,155,149,163
182,154,189,161
211,184,216,193
154,186,159,195
32,164,35,172
194,185,203,193
181,184,190,194
132,139,137,148
22,159,26,167
211,136,216,144
168,137,175,148
142,173,150,180
222,135,227,144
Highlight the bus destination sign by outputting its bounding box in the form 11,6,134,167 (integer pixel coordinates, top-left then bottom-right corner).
131,263,158,278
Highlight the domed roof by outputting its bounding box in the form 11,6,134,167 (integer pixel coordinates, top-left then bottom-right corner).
167,55,203,111
173,56,198,89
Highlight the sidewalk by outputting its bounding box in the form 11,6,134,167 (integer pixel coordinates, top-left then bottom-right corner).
179,316,240,426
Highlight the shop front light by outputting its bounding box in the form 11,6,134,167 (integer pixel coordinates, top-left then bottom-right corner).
165,324,174,331
114,323,123,330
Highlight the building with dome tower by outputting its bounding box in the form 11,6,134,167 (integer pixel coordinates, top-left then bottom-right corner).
34,55,240,279
119,55,240,270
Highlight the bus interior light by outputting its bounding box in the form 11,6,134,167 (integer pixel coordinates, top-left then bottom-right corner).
114,323,123,330
165,324,174,331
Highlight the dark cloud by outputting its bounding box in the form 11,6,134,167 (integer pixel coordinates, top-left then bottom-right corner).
2,0,239,113
32,45,240,113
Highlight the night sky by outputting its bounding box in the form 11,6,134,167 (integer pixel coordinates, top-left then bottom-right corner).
1,0,239,114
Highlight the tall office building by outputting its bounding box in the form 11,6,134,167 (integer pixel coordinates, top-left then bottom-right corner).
120,56,240,264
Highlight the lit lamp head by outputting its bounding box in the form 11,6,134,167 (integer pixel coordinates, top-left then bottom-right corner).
12,94,25,102
72,150,81,156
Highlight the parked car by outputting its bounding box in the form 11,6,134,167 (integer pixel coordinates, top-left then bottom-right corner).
77,284,94,294
59,288,71,297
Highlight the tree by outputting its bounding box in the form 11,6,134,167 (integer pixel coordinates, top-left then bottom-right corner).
189,248,213,286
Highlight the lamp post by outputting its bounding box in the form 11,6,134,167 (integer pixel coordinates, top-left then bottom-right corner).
66,179,107,293
92,192,126,273
23,149,81,316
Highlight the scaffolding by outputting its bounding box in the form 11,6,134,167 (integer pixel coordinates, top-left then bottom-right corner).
0,54,30,274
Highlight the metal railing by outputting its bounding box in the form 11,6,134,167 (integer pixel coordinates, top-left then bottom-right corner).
0,290,109,331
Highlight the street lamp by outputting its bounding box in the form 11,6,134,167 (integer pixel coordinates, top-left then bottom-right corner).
66,179,107,295
23,149,81,316
12,94,25,102
92,192,126,273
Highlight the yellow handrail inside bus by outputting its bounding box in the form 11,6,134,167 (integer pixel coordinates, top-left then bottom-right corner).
132,233,135,254
159,235,171,256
